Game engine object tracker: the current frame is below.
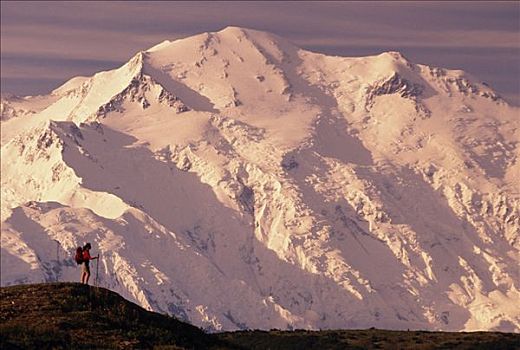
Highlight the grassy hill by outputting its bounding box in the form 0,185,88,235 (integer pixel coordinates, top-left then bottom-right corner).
0,283,229,349
1,283,518,349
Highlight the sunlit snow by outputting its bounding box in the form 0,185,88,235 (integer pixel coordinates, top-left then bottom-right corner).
1,27,518,332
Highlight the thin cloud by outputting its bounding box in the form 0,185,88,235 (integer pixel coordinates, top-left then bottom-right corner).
295,30,520,50
1,24,173,61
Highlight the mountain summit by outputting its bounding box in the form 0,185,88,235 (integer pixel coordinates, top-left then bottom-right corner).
1,27,518,332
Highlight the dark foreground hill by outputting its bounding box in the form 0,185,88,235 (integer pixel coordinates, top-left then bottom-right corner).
1,283,519,350
0,283,228,349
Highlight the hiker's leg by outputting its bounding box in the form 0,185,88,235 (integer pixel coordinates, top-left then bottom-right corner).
81,263,87,283
82,263,90,284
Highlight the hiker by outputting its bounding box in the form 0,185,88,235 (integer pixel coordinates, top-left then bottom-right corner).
79,243,98,285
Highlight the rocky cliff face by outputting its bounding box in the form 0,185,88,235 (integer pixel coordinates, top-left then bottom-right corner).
1,27,519,332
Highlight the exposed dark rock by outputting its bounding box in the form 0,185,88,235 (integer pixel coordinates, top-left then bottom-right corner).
281,156,299,171
366,72,424,105
365,72,430,117
238,184,255,215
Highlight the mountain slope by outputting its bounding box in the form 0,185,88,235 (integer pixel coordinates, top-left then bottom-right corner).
1,27,519,332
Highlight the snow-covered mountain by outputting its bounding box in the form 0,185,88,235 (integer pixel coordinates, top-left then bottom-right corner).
1,27,518,332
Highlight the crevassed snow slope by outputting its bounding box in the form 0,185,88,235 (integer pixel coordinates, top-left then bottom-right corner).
1,27,519,332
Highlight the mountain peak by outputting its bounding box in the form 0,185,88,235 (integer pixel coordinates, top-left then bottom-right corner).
125,51,146,74
216,25,279,40
378,51,409,62
218,25,247,35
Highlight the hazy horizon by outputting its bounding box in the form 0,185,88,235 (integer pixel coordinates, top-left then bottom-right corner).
1,1,519,105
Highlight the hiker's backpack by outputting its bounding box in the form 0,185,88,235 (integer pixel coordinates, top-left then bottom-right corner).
75,247,84,265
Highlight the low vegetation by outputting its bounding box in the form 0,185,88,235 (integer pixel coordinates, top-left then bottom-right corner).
1,283,518,349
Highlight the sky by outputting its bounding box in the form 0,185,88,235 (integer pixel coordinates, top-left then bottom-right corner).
1,1,519,105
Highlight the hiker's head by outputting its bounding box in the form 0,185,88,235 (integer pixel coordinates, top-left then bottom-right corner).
84,243,92,250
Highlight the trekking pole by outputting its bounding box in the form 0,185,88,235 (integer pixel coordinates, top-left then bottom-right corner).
95,255,99,288
53,240,60,282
